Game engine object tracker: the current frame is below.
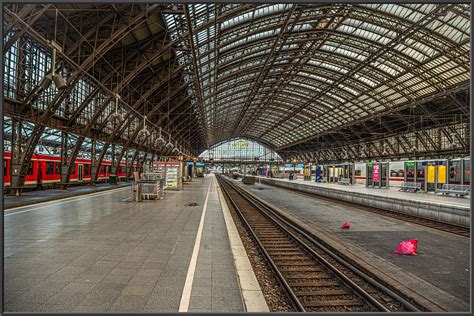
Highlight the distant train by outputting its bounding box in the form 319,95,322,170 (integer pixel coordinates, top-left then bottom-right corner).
3,151,135,189
354,158,470,187
256,158,470,187
354,161,404,186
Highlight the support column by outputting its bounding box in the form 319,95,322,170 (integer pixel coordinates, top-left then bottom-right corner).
114,147,127,181
141,153,149,173
9,118,23,196
60,136,86,189
127,150,140,179
60,131,69,190
90,140,97,186
111,144,116,175
91,143,110,184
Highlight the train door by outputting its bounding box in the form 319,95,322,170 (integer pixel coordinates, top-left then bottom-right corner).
373,163,380,187
367,162,389,188
336,166,343,182
380,163,388,188
366,163,374,187
404,161,415,182
463,158,470,185
415,161,425,190
424,160,447,192
78,164,83,181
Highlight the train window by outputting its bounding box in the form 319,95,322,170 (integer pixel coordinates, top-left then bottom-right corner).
4,160,8,176
354,170,361,176
107,166,111,173
84,165,90,176
46,162,55,175
121,166,125,172
27,161,34,175
56,163,61,174
398,170,404,177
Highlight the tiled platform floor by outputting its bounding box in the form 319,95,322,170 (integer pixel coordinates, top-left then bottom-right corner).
4,175,245,312
239,180,470,311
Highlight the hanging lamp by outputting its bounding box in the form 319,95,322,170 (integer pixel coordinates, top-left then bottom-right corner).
154,127,165,147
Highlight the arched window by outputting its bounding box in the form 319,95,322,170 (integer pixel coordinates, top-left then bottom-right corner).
199,138,282,162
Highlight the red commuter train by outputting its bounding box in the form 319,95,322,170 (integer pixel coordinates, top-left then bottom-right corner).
3,151,132,188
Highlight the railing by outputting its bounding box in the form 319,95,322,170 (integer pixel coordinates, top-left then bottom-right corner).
338,178,351,185
436,184,470,197
399,181,421,192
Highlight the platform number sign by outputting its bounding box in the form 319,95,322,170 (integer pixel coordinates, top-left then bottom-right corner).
373,164,379,181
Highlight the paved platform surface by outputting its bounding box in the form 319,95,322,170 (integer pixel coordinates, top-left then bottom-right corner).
259,177,470,207
4,182,131,209
4,175,245,312
238,180,470,311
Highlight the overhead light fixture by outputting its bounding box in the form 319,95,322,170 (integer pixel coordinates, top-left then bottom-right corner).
137,116,151,143
39,72,53,91
53,73,67,90
110,94,124,126
154,127,165,147
50,37,67,90
165,134,174,149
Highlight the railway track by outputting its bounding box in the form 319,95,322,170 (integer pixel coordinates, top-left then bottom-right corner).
217,175,421,312
265,183,470,238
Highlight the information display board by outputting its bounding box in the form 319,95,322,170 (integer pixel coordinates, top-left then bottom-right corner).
373,164,379,182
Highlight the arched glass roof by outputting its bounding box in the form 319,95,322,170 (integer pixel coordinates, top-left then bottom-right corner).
199,138,282,161
164,3,470,152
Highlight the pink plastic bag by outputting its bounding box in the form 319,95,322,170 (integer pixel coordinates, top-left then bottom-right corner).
341,222,350,229
394,239,418,256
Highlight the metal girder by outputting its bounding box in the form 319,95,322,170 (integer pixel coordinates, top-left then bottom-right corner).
260,4,454,144
3,5,51,53
182,5,210,146
91,143,110,184
60,134,86,189
127,150,140,178
4,5,161,190
230,4,298,137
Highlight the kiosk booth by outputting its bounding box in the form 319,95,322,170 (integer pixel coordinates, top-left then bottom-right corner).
366,162,389,188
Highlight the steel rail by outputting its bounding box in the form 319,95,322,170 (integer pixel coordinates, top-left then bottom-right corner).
217,175,422,312
270,182,470,238
218,175,306,312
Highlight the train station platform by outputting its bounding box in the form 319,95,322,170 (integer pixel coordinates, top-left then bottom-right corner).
256,177,470,227
4,175,266,313
4,182,132,209
236,180,470,312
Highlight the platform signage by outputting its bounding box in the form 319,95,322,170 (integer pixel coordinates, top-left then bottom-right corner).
373,164,379,181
